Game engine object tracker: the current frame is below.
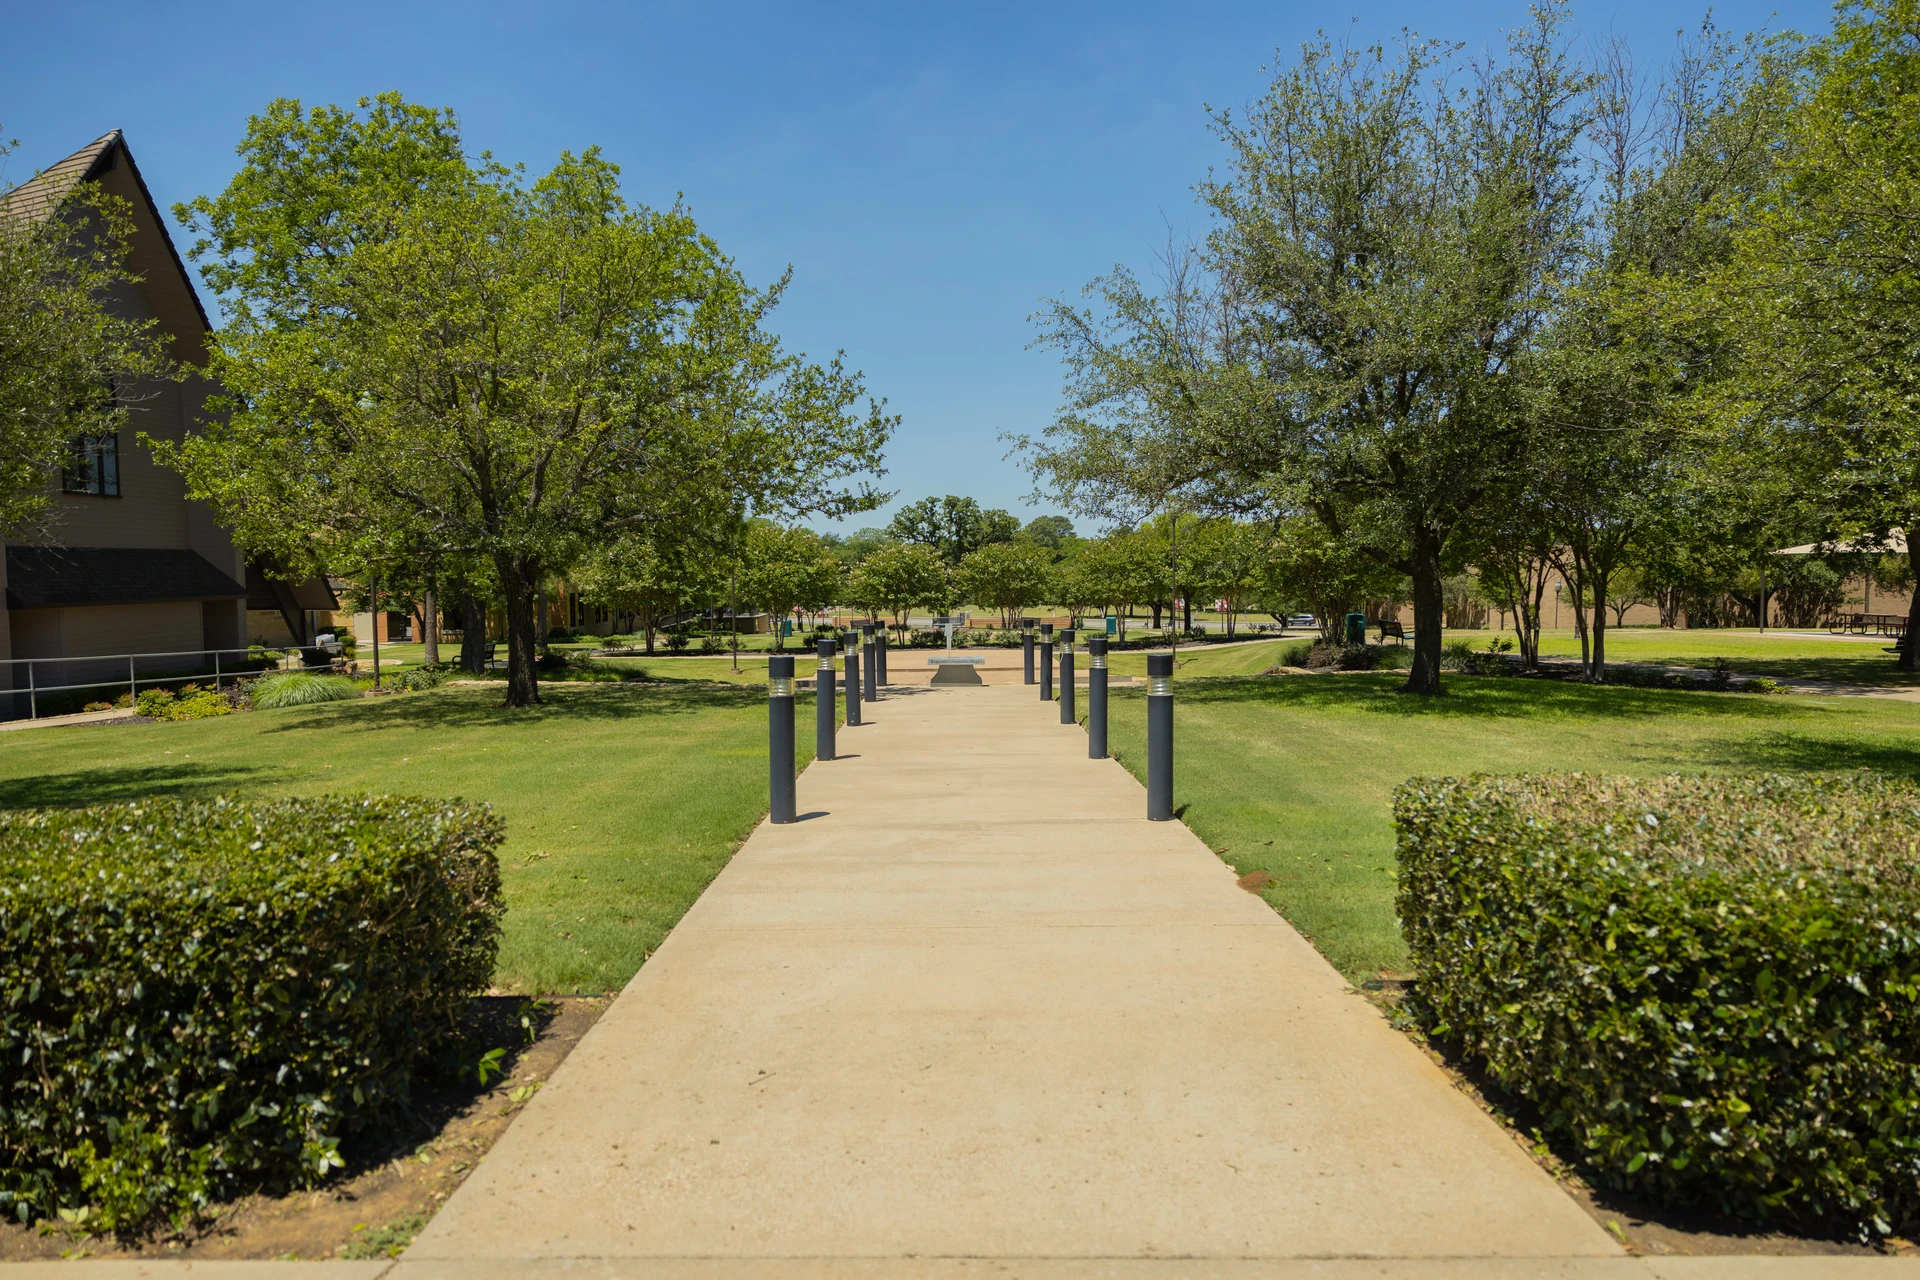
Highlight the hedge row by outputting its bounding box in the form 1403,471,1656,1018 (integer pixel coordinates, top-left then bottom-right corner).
1395,771,1920,1236
0,795,503,1229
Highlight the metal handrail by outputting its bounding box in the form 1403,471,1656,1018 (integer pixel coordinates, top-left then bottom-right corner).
2,644,345,721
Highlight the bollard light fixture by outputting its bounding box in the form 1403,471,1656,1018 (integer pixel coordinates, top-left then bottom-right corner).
815,636,837,762
1058,628,1077,725
1087,634,1109,758
1146,652,1173,821
768,654,797,824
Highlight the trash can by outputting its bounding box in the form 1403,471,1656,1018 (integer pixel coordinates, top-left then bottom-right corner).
1344,612,1366,646
1106,615,1118,637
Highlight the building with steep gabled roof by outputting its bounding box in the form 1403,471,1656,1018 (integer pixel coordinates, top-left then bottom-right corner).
1,131,333,716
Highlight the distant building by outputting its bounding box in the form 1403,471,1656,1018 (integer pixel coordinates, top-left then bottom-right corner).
0,131,330,714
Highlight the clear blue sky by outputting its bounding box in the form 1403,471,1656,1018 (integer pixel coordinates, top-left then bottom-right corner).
2,1,1830,536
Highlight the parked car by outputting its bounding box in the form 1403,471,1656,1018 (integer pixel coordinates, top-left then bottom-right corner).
1286,614,1316,629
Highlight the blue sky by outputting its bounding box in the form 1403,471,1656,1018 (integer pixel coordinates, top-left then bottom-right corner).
3,1,1832,535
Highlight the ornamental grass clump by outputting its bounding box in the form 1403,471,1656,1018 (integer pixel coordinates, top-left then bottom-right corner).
248,671,359,709
0,795,503,1231
1395,772,1920,1237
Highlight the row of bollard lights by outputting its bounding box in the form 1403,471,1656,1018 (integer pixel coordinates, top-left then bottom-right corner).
766,622,890,825
1018,619,1172,823
767,617,1172,825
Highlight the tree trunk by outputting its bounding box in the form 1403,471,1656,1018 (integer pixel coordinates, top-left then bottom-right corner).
1403,530,1445,695
501,564,543,708
1588,565,1610,682
422,588,440,666
1904,546,1920,672
459,593,488,675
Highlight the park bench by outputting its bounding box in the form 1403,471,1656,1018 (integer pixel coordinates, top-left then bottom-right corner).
1376,618,1414,645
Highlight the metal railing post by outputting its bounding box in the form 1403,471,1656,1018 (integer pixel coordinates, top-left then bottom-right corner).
768,655,796,824
1039,624,1054,702
816,636,837,762
1147,653,1173,821
1059,628,1076,724
1087,635,1108,758
27,661,36,720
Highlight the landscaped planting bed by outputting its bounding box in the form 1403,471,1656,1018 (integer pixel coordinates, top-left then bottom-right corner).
0,795,503,1231
1396,771,1920,1236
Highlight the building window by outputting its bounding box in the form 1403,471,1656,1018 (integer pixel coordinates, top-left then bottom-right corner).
62,432,120,497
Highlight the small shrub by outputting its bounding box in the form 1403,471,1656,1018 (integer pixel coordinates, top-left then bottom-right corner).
698,632,723,654
112,692,133,709
1396,771,1920,1236
1279,640,1315,668
389,666,448,693
135,687,174,718
663,631,690,652
1439,638,1478,672
83,701,111,713
250,672,360,710
0,795,504,1230
1304,640,1380,670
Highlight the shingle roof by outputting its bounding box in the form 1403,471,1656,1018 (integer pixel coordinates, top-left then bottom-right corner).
0,130,211,335
5,546,246,610
0,130,122,225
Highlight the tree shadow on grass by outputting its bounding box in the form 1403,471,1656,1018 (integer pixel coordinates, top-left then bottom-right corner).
1685,730,1920,781
0,762,279,810
1157,673,1817,724
253,681,766,737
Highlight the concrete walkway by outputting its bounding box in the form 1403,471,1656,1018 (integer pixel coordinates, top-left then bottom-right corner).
403,680,1623,1275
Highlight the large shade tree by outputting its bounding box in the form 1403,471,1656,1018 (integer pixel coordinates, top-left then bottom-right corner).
159,96,891,705
1029,14,1591,692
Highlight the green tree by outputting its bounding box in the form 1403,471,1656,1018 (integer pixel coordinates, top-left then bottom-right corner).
1184,520,1268,638
952,540,1054,627
1067,531,1165,639
572,531,714,655
1694,2,1920,665
737,523,843,648
0,136,177,538
887,494,1019,565
1017,514,1076,552
846,542,948,631
1258,518,1406,643
159,96,891,706
1029,15,1591,692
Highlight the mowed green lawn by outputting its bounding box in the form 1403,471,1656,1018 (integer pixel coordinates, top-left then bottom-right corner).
1103,672,1920,982
0,683,811,994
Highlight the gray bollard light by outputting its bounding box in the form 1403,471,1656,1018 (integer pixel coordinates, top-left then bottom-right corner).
1146,652,1173,821
843,631,862,727
1058,627,1076,724
1039,623,1054,702
769,654,797,824
1087,634,1108,758
861,622,878,702
815,636,837,761
875,624,889,685
1022,618,1037,685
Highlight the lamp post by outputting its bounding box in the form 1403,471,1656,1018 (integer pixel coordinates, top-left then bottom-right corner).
842,630,862,727
1039,623,1054,702
1022,617,1037,685
815,636,836,761
768,655,796,824
1086,634,1108,758
1146,653,1173,821
1058,627,1076,724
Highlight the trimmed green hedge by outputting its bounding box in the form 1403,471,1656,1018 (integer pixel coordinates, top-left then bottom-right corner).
1396,772,1920,1236
0,795,503,1229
